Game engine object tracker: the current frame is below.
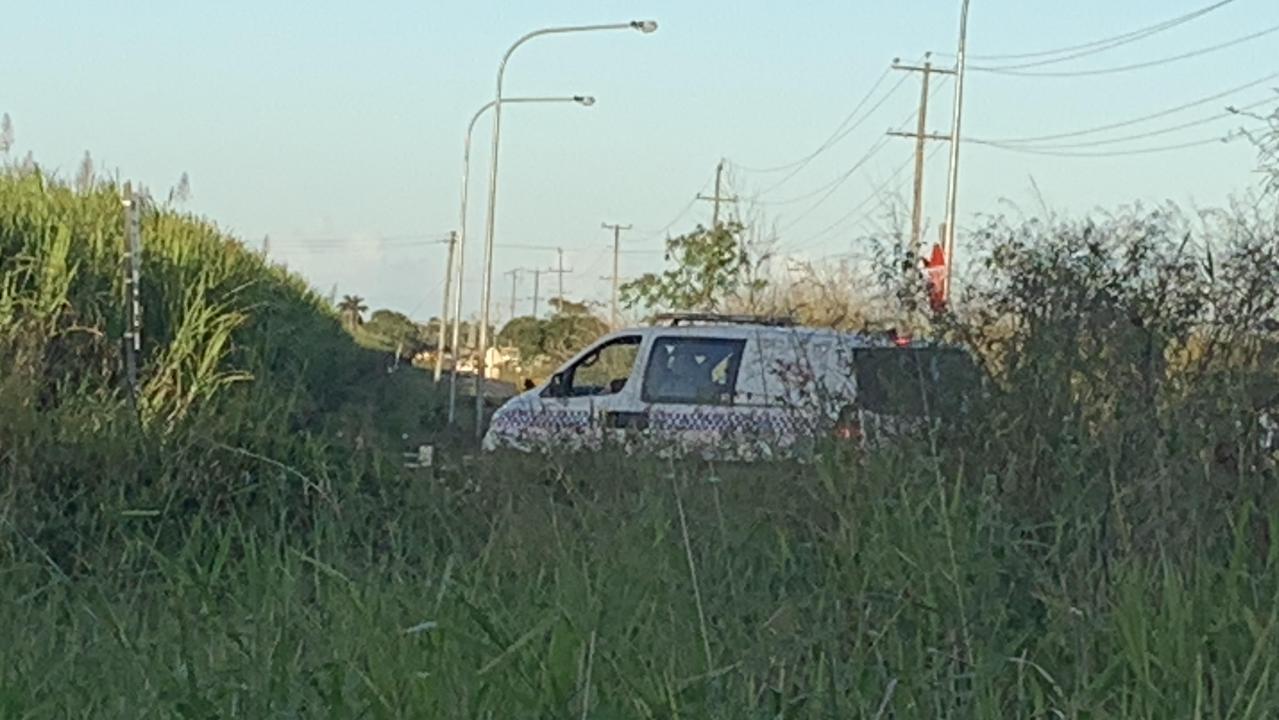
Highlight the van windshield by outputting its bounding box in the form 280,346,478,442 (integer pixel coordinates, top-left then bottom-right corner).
852,348,980,418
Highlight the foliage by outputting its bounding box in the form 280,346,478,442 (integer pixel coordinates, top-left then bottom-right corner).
358,308,429,358
10,149,1279,715
497,311,609,372
621,221,767,313
1257,101,1278,195
547,296,592,315
337,294,366,328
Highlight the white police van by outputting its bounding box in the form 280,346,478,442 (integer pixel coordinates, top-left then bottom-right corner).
481,313,978,460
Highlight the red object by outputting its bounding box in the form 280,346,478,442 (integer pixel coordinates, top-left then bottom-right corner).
834,407,863,442
922,243,947,313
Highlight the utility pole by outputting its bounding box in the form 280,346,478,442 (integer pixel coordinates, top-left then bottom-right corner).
887,54,955,257
505,268,521,321
433,231,458,383
546,248,573,312
601,222,631,328
696,159,738,229
121,183,142,407
527,268,542,318
942,0,973,295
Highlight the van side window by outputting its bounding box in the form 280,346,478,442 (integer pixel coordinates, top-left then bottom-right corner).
642,337,746,405
549,335,641,398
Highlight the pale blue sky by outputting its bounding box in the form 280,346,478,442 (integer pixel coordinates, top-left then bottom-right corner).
3,1,1275,320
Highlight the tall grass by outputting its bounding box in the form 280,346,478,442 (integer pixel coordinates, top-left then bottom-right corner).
4,170,1279,716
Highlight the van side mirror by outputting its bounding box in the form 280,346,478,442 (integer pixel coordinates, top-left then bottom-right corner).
523,378,535,391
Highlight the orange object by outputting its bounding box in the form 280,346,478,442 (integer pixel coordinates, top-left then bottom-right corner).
923,243,947,313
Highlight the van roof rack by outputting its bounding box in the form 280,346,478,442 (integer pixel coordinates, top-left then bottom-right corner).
651,312,796,327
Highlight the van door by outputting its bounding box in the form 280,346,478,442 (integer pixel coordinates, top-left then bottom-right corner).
637,335,762,458
534,334,644,451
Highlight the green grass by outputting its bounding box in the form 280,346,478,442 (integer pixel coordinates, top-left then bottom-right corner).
4,450,1279,717
4,169,1279,716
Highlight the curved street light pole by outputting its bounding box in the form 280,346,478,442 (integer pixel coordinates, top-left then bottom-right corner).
474,20,658,439
442,95,595,424
941,0,971,300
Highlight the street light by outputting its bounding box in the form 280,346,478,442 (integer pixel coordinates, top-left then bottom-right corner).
941,0,972,299
441,94,595,424
473,20,659,439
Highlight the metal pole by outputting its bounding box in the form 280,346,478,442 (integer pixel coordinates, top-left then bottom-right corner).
941,0,972,297
475,20,658,440
447,96,594,425
433,231,457,383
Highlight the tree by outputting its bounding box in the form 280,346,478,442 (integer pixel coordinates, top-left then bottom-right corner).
497,312,609,370
1232,99,1279,195
337,295,367,329
547,297,592,315
0,113,13,155
75,150,94,194
620,221,766,313
362,309,429,357
1260,103,1278,195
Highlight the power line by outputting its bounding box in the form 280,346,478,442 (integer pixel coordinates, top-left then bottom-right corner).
757,73,951,208
940,0,1238,63
974,22,1279,77
764,77,953,235
973,129,1249,157
780,144,943,255
729,64,896,174
979,94,1275,151
750,69,915,197
272,232,452,247
982,70,1279,145
636,174,715,242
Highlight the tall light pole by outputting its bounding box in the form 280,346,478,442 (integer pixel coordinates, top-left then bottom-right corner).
444,95,595,424
474,19,659,439
941,0,972,299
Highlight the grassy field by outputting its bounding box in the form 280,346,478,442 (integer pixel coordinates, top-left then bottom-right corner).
4,170,1279,717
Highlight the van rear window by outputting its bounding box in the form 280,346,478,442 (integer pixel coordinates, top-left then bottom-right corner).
852,348,979,417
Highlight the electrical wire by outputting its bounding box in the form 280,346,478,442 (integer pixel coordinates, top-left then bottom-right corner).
973,22,1279,77
972,130,1249,157
635,174,715,243
783,143,943,255
752,75,951,208
750,70,915,197
729,65,896,175
938,0,1238,62
979,95,1275,150
981,70,1279,145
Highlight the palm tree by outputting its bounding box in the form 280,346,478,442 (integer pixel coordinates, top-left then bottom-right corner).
338,294,367,329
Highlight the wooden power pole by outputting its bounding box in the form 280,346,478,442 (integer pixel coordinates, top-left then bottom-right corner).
887,54,955,256
601,222,632,328
526,268,543,318
504,268,520,322
696,159,738,229
546,248,573,312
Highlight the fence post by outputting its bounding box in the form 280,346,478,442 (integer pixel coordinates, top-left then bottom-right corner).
121,183,142,405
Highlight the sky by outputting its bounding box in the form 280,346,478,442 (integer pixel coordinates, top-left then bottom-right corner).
3,0,1276,323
